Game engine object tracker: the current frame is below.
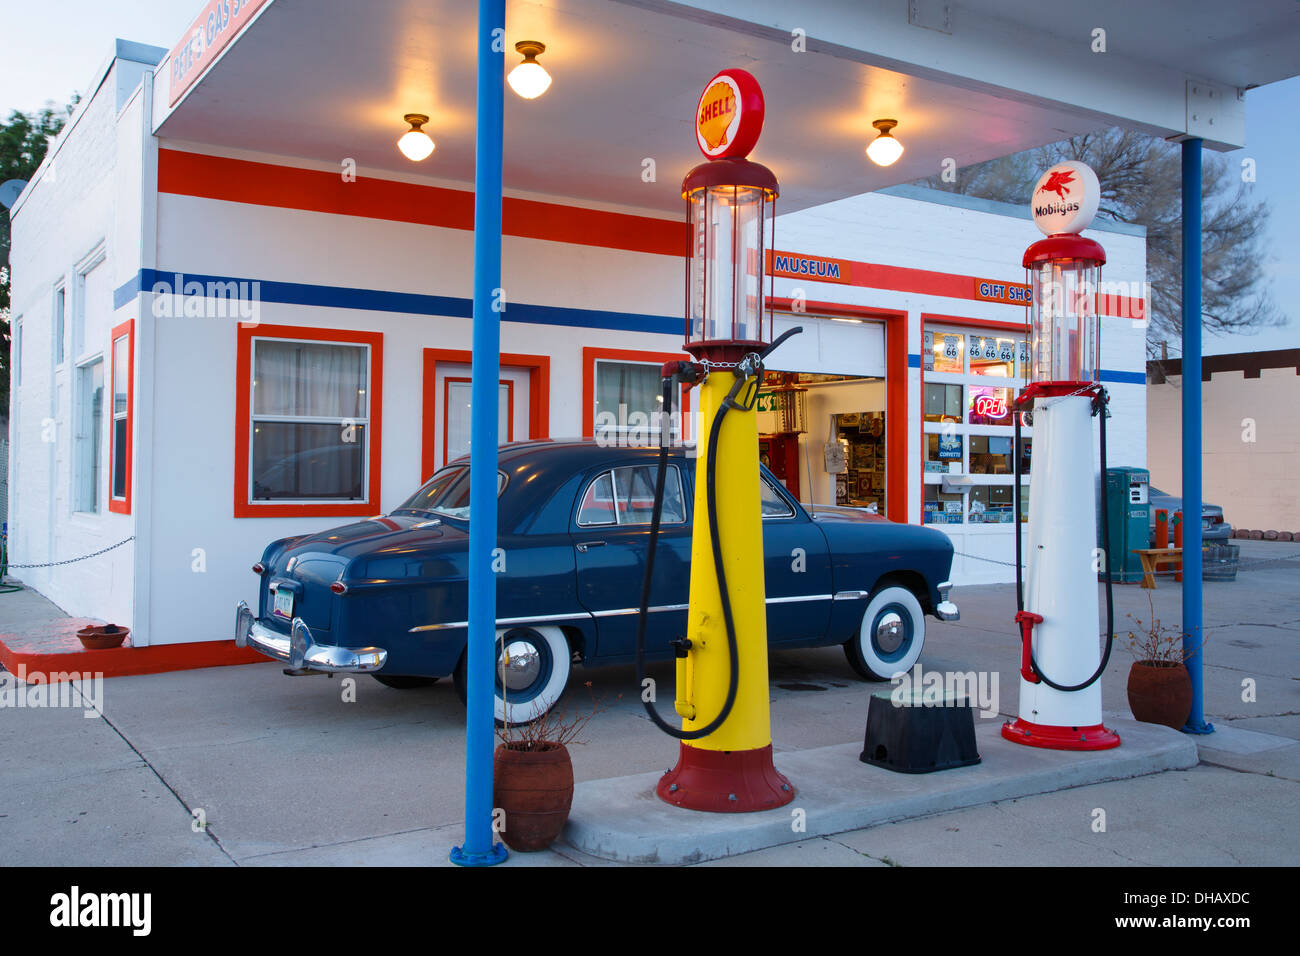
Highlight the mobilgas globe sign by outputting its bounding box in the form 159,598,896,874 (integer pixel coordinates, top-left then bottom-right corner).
1030,160,1100,235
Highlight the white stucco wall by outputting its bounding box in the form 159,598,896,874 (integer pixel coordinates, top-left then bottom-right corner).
6,52,153,626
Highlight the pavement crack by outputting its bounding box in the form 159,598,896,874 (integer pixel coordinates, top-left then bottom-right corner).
69,684,239,866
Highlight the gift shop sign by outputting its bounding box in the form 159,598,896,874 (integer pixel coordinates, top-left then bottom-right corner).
975,279,1032,305
167,0,270,106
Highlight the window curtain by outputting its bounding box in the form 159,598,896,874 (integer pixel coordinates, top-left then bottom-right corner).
251,340,367,500
254,341,365,418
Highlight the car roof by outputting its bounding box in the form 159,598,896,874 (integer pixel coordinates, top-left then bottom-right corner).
447,438,688,472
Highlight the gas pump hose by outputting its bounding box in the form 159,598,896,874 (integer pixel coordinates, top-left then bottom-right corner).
634,328,801,739
1013,387,1116,692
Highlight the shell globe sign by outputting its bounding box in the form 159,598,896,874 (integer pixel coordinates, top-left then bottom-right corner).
694,68,766,159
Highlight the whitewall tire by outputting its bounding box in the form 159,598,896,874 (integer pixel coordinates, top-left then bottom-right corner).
844,585,926,681
455,625,572,726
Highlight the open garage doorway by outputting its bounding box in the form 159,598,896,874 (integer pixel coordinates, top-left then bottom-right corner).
759,311,900,515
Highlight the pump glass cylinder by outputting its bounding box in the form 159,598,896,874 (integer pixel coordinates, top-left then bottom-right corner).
687,184,770,348
1027,259,1101,384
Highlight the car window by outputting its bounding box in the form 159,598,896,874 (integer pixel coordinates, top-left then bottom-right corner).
394,467,506,519
577,465,685,526
760,473,795,518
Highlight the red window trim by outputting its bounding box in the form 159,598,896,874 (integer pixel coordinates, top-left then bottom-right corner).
581,346,694,442
442,376,515,463
108,319,134,515
421,349,550,483
234,324,384,518
766,301,910,525
918,312,1030,528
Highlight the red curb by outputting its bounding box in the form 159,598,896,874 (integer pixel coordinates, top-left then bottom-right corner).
0,635,268,682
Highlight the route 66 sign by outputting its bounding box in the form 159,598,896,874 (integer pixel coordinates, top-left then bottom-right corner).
998,340,1015,362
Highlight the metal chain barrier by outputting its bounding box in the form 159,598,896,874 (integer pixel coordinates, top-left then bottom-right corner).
5,535,136,569
952,545,1300,575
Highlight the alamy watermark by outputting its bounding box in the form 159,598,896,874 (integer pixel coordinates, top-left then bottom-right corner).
890,663,1000,718
0,665,104,717
594,404,700,455
150,272,261,326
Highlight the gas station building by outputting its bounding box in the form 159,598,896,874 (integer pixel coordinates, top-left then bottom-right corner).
5,0,1294,654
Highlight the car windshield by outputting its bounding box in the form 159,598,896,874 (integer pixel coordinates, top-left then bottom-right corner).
393,467,506,519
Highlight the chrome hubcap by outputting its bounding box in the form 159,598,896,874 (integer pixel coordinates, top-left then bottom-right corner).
499,640,541,691
874,612,905,654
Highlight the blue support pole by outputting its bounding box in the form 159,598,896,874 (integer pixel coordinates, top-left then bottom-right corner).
1180,138,1213,736
450,0,510,866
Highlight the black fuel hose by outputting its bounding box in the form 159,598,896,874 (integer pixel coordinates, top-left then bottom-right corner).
634,373,741,739
1014,388,1116,692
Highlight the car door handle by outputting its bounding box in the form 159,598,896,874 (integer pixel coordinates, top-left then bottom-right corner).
576,541,606,552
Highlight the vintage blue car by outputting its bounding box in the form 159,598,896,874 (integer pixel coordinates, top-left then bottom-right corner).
235,440,958,721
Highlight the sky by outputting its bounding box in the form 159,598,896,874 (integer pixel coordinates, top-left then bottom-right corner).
1,1,1296,358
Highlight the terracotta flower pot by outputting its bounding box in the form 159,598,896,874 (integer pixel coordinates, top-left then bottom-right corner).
1126,660,1192,730
493,741,574,852
77,624,129,650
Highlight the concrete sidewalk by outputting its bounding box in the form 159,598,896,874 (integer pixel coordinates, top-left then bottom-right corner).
0,540,1296,866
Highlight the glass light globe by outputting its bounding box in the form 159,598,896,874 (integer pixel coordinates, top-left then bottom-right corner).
398,128,435,161
866,133,903,167
508,60,552,99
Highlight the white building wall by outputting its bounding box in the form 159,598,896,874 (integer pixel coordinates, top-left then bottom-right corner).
7,51,153,625
144,152,684,646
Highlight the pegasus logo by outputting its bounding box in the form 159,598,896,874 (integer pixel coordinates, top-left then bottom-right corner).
1037,170,1076,201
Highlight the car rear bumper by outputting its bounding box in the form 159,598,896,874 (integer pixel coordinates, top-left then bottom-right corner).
235,601,387,673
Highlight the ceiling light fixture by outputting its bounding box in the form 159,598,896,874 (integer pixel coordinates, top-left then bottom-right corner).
397,113,435,161
866,118,903,167
508,41,552,99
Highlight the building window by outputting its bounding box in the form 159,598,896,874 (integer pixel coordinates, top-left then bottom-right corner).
583,347,691,445
53,285,66,367
75,358,104,513
75,248,109,363
236,325,383,518
109,321,133,513
922,323,1031,527
12,319,20,388
594,360,675,441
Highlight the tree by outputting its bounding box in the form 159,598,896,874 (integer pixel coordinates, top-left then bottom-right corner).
918,128,1282,356
2,102,76,413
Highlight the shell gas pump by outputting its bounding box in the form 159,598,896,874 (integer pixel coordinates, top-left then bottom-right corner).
1003,160,1121,752
633,68,800,811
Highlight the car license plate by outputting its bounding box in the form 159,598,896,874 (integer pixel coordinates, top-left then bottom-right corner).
272,587,294,619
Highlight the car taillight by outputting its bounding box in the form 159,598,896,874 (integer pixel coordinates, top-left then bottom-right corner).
252,563,265,575
330,581,348,594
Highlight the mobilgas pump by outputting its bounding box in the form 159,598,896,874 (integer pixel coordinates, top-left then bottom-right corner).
632,68,799,812
1003,160,1120,751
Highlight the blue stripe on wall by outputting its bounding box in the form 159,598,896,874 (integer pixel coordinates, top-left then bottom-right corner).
113,269,680,336
1100,369,1146,385
108,271,1152,379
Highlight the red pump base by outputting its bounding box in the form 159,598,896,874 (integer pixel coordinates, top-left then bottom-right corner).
657,743,795,813
1001,717,1121,751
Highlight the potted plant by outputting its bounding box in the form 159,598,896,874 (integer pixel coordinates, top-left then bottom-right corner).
1123,595,1203,730
76,623,129,650
493,680,609,852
